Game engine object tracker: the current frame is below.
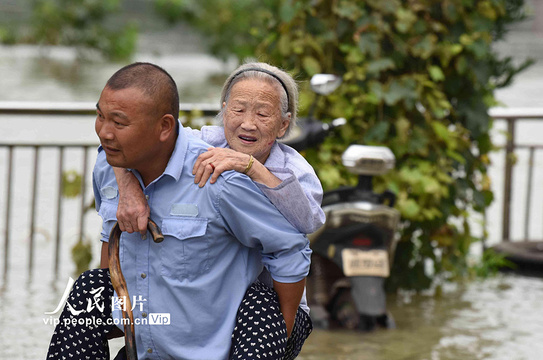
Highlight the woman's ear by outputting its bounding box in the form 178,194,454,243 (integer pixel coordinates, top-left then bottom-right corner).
277,113,291,138
159,114,176,142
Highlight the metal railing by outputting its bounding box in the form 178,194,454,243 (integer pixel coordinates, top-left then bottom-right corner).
1,103,542,280
1,143,96,279
0,101,220,116
0,102,219,282
489,107,543,243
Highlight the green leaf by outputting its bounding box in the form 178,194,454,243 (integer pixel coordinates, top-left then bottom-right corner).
333,1,364,20
473,189,491,209
395,117,410,142
399,198,421,219
383,78,417,105
72,240,93,276
455,56,468,74
407,127,429,155
302,56,322,75
395,7,417,34
446,149,465,164
358,33,380,57
62,170,83,198
367,0,400,14
428,65,445,81
431,122,450,142
367,58,395,74
364,121,390,143
411,34,437,59
368,81,385,101
279,2,296,23
420,176,441,195
278,33,291,55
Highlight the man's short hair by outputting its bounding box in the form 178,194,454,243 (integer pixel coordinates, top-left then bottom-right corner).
106,62,180,120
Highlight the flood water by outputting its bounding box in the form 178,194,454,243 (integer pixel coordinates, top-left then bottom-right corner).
301,275,543,360
1,10,543,360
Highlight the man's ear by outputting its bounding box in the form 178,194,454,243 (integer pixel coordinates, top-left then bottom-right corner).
159,114,176,142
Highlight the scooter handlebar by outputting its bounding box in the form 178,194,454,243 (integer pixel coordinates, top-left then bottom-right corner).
282,117,346,151
329,117,347,129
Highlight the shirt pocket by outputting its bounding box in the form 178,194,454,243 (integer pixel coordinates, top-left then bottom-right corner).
160,217,209,280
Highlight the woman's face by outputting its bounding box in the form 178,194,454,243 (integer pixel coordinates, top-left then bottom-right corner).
223,78,290,164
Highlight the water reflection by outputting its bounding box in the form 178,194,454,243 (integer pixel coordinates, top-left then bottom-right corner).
299,275,543,360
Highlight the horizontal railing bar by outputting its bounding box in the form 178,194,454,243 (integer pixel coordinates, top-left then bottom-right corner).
0,143,99,147
0,101,220,116
489,107,543,119
513,144,543,150
0,103,542,120
7,143,534,150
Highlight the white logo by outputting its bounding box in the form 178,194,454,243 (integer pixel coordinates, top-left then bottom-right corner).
149,313,170,325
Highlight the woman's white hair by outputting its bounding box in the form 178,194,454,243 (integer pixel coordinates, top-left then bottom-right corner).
217,62,298,138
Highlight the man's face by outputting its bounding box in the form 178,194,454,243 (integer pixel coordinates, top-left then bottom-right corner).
223,79,290,164
95,86,162,171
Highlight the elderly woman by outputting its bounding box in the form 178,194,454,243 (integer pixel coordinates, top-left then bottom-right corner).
115,62,324,236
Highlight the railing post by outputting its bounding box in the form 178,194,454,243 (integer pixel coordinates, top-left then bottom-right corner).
29,146,40,276
524,147,535,241
79,147,89,242
502,119,516,242
54,147,64,278
3,146,13,282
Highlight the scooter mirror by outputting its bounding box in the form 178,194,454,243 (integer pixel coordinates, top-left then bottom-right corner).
310,74,342,95
342,145,395,175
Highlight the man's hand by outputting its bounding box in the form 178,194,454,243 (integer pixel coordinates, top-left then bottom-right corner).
113,167,149,235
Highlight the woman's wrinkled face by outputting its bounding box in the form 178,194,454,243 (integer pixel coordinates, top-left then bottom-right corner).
223,79,290,164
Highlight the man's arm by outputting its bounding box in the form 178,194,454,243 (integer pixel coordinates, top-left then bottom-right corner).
113,167,149,234
100,241,109,269
93,158,111,270
273,279,306,337
217,174,312,335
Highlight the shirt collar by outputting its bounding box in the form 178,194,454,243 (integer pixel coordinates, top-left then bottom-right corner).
263,141,286,168
162,120,186,181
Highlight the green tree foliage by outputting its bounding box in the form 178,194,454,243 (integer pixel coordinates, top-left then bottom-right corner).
59,169,96,274
262,0,531,290
153,0,279,61
71,238,93,276
158,0,531,290
30,0,137,61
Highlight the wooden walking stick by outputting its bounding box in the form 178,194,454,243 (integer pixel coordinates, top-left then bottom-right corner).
108,219,164,360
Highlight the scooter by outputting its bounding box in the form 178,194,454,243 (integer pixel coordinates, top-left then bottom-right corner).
282,74,400,331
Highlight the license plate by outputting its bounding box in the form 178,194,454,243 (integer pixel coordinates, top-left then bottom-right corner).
341,249,389,277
